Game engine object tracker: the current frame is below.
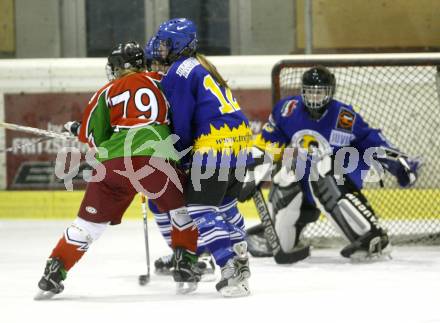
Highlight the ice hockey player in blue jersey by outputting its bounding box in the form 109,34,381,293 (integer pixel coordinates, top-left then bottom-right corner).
240,66,420,261
150,18,253,297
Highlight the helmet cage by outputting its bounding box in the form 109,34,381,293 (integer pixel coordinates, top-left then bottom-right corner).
301,85,333,110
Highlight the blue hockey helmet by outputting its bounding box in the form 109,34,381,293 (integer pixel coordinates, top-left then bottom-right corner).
144,36,155,70
152,18,197,64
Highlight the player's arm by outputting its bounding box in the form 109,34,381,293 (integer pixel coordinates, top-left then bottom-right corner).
352,111,420,187
78,86,113,148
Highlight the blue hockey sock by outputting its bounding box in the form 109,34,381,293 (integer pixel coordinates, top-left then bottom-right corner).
188,205,235,267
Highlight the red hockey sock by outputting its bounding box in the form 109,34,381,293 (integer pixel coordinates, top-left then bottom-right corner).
171,226,198,254
50,235,86,271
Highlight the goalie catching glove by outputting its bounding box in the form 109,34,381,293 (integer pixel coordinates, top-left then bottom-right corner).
376,147,421,187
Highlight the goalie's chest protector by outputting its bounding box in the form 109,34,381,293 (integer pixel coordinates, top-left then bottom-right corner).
276,97,364,204
278,97,357,154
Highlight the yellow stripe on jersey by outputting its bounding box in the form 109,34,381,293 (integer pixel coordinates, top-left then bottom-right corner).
254,134,286,162
193,122,253,156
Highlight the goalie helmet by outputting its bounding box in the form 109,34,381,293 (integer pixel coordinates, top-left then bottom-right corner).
106,41,145,80
301,66,336,118
152,18,197,64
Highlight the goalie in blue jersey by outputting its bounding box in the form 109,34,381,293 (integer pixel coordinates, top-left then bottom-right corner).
148,18,253,297
240,66,420,261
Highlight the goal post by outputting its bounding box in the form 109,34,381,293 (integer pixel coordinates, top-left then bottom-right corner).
271,53,440,246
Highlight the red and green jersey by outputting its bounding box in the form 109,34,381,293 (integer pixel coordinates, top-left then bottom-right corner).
78,71,178,162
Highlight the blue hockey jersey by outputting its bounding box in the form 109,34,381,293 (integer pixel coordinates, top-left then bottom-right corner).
255,95,393,204
159,56,253,168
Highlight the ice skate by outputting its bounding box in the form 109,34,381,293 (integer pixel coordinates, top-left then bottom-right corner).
196,253,216,282
155,252,216,281
34,258,67,300
215,257,250,297
172,248,202,294
215,241,251,297
341,230,392,262
233,241,251,279
154,254,174,275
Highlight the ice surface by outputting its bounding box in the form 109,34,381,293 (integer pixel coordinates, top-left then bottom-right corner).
0,220,439,323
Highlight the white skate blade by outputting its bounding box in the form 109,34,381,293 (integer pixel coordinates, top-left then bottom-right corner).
34,289,57,300
176,282,198,294
219,280,250,298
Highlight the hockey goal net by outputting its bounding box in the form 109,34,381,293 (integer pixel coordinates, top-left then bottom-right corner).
271,54,440,246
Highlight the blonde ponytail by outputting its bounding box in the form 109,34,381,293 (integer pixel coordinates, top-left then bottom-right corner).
196,53,228,88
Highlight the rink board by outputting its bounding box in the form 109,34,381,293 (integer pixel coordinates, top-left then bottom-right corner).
0,189,438,220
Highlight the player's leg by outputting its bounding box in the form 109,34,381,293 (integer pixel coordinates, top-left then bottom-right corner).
137,157,200,291
36,160,136,299
37,218,109,299
150,200,172,247
149,199,214,278
147,200,175,274
219,178,250,282
309,155,390,260
186,166,250,297
246,167,319,258
220,197,246,246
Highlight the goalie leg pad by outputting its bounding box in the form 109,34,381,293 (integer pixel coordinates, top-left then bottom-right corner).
269,180,302,215
273,189,303,253
247,181,309,256
311,174,382,244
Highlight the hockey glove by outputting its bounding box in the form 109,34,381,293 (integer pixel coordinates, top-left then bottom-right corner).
63,121,81,137
395,157,420,188
377,147,421,188
238,147,272,202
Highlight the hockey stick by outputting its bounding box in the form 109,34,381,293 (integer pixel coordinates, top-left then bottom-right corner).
0,136,53,153
138,194,151,285
0,121,76,141
253,187,310,264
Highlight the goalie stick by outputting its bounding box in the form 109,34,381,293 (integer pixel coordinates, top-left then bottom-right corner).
138,194,151,286
253,187,310,264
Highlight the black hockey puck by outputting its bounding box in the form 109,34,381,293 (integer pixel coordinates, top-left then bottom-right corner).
138,274,150,286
